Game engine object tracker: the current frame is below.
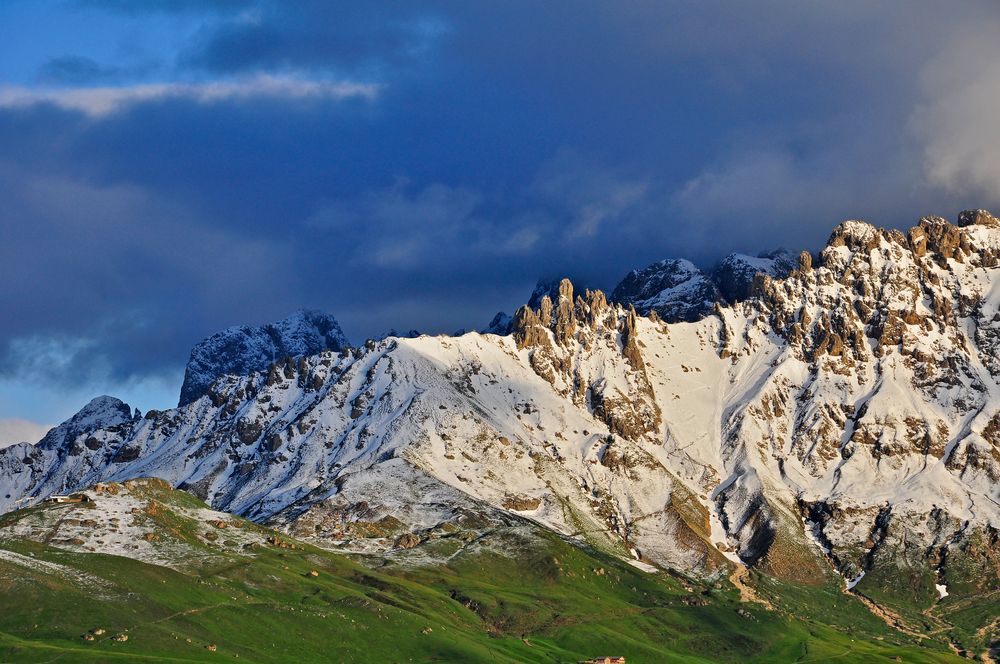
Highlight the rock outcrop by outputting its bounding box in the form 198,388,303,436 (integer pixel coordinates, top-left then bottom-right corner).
512,279,662,440
178,310,348,406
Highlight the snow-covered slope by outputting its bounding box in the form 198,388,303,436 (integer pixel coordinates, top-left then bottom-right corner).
2,211,999,597
178,309,348,406
0,478,271,570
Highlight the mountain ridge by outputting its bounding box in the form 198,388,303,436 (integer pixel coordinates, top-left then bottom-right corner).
2,210,999,652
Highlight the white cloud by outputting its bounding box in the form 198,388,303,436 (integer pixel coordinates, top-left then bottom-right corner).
0,419,52,448
674,150,817,217
0,75,380,117
911,22,1000,199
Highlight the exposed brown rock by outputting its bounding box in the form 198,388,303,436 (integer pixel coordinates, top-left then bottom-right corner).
538,295,553,327
910,216,969,262
957,208,1000,227
798,251,812,271
826,220,880,253
621,306,644,371
235,417,262,445
511,305,550,350
552,278,576,346
395,533,421,549
501,495,541,511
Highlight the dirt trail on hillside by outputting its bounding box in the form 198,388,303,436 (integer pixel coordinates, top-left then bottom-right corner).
843,588,926,640
729,566,774,610
805,545,930,641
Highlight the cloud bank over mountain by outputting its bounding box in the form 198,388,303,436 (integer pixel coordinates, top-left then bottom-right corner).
3,1,1000,420
0,419,52,448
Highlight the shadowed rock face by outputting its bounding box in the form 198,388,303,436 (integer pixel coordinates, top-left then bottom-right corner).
178,310,349,407
611,258,720,323
483,311,513,335
712,250,797,303
609,252,797,323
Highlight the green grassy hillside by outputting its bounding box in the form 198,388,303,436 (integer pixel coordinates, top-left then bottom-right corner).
0,480,970,663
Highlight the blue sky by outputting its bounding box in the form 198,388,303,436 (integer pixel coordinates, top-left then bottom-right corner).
3,1,1000,427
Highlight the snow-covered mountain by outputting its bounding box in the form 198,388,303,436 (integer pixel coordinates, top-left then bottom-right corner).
712,249,799,302
3,211,1000,601
609,250,799,322
178,309,348,407
610,258,721,322
482,311,513,335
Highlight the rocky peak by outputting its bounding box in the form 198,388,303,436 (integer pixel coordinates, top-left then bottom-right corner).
526,276,593,310
611,250,796,323
610,258,720,323
957,208,1000,227
482,312,512,335
752,211,1000,377
485,277,593,337
179,310,349,407
37,396,135,453
712,250,797,302
510,304,548,350
817,211,1000,274
551,279,576,345
797,251,812,271
907,215,973,262
824,219,883,253
513,279,615,349
512,278,661,440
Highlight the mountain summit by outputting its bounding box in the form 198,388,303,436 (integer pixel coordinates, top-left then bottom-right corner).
609,250,799,322
178,309,348,407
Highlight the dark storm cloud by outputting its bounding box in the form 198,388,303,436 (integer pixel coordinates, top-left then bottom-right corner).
76,0,254,13
0,148,297,384
38,55,121,84
36,55,162,85
4,1,1000,406
182,3,442,76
